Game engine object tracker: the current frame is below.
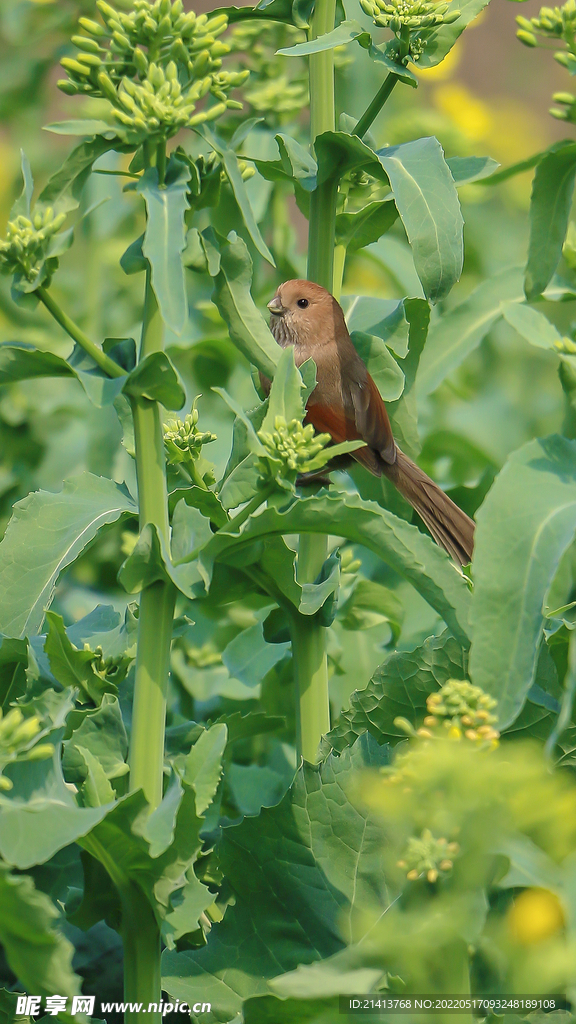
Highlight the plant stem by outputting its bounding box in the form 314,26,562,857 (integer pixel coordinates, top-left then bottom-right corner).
291,532,330,762
37,285,124,378
129,269,174,807
121,885,162,1024
295,0,336,762
307,0,337,292
353,72,399,140
126,265,174,1016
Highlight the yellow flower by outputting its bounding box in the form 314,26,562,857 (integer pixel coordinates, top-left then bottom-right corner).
434,82,492,142
508,889,565,945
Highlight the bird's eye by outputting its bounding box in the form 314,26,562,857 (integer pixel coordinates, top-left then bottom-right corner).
297,298,309,309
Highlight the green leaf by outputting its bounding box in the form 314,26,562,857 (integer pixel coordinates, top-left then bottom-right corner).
367,42,418,85
63,694,128,787
501,303,563,350
120,232,147,275
335,199,398,252
0,864,81,1006
377,137,463,303
446,155,500,186
0,474,136,638
276,133,318,191
200,492,471,644
198,127,275,266
171,500,214,564
123,351,186,410
338,578,404,635
315,131,388,187
349,331,405,401
38,135,122,208
43,119,117,136
343,296,409,355
212,233,280,379
416,266,524,396
162,736,391,1022
525,142,576,299
327,632,465,752
0,342,75,385
387,297,430,456
416,0,492,69
137,160,191,335
182,723,228,815
11,151,34,219
469,436,576,729
168,485,228,528
119,523,204,599
222,622,290,685
44,612,117,705
277,19,364,54
260,346,307,431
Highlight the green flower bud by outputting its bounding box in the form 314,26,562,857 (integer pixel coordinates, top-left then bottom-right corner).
517,29,538,46
78,17,107,36
61,56,91,77
442,10,460,23
72,35,104,54
24,744,55,761
57,79,80,95
97,69,118,101
76,52,104,68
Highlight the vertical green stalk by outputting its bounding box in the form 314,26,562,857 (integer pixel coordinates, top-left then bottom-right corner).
307,0,337,290
292,0,338,762
125,140,174,1022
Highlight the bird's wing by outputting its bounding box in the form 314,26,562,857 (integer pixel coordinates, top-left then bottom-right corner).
348,373,396,465
305,400,383,475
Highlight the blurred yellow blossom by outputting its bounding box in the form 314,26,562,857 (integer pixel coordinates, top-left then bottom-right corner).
507,889,565,945
434,83,492,142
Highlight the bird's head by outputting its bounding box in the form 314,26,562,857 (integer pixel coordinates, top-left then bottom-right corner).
267,279,342,348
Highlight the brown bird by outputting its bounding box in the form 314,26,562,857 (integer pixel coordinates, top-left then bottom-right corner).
265,279,475,566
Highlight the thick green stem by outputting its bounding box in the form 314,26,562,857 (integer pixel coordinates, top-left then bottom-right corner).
37,285,124,378
126,268,174,1016
296,0,337,761
307,0,337,292
121,885,162,1024
353,72,399,140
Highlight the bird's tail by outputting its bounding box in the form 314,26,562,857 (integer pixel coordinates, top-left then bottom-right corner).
383,448,475,566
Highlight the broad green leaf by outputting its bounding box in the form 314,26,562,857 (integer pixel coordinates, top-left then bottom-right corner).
315,132,388,187
200,492,471,644
501,303,563,350
119,523,203,599
377,138,463,303
367,42,418,85
220,453,262,510
349,331,405,401
212,233,280,378
162,735,391,1022
120,232,147,275
337,578,404,636
63,694,128,787
222,622,290,686
0,864,81,1008
227,762,288,816
446,155,499,185
416,266,524,396
0,735,110,868
0,474,136,638
243,993,367,1023
277,19,364,54
0,343,75,385
261,346,307,432
343,296,408,355
76,745,116,806
44,612,117,705
326,632,465,752
38,135,122,208
275,133,317,191
470,435,576,729
171,500,214,564
416,0,493,68
335,199,398,252
137,160,191,335
525,142,576,299
123,351,186,410
168,485,228,528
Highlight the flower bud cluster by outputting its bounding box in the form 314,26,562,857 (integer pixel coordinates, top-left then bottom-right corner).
0,708,54,792
164,407,217,466
359,0,460,61
516,0,576,81
550,90,576,122
257,416,331,486
0,208,66,283
60,0,249,139
416,678,500,745
228,23,309,119
397,828,459,883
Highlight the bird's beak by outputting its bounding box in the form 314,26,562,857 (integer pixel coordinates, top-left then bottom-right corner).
267,296,286,316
